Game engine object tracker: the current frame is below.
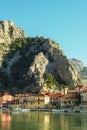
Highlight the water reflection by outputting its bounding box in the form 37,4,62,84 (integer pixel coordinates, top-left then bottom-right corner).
44,114,50,130
1,112,12,130
59,113,87,130
0,111,87,130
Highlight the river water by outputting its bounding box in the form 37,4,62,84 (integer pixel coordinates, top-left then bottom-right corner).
0,111,87,130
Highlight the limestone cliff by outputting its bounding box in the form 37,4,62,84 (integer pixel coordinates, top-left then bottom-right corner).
69,59,84,72
0,21,82,94
69,59,87,85
0,20,25,62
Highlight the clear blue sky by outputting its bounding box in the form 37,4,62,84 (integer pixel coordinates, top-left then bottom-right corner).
0,0,87,65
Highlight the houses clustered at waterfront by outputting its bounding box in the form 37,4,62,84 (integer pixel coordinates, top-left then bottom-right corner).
0,85,87,111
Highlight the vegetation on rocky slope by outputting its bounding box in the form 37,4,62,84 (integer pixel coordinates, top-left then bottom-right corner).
0,21,82,94
0,36,81,94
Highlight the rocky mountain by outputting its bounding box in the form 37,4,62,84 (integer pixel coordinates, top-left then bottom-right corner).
0,20,25,63
0,20,82,94
70,58,87,85
79,67,87,84
69,58,84,72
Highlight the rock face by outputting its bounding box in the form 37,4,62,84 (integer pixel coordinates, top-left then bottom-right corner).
0,20,25,62
69,59,87,85
0,21,82,94
80,66,87,85
29,52,49,92
69,58,84,72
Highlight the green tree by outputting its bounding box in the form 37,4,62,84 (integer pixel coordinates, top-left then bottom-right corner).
44,72,59,88
10,38,27,51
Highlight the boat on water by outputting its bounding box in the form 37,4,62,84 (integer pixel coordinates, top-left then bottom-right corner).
21,108,30,112
12,107,22,111
12,108,30,112
52,109,87,113
52,109,65,112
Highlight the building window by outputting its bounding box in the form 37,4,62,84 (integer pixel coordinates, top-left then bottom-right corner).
38,102,40,104
69,101,71,104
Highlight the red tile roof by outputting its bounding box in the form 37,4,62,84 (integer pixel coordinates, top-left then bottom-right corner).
47,93,64,98
34,94,44,97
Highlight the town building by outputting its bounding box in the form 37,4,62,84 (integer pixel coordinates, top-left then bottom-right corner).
0,92,13,108
13,93,45,109
59,94,79,109
45,93,63,109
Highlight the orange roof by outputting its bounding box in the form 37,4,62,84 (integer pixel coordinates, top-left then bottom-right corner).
0,92,13,97
61,94,76,99
47,93,64,98
34,94,44,97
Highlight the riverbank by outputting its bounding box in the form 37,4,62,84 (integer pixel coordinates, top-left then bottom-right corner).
1,107,87,113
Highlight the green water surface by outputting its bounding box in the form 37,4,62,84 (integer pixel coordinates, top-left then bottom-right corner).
0,111,87,130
